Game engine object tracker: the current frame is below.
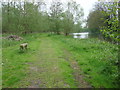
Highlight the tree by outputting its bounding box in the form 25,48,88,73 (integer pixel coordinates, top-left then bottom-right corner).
2,0,84,35
61,11,74,35
98,0,120,87
99,0,119,43
2,1,49,34
87,10,106,36
87,2,108,37
2,2,22,33
50,0,63,34
62,0,84,35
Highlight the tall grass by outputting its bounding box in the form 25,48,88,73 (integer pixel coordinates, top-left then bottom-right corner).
2,33,119,88
2,33,41,88
51,35,118,88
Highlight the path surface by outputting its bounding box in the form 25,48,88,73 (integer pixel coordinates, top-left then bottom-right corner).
18,37,91,88
63,49,92,88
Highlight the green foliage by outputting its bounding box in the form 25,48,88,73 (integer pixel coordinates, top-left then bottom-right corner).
2,33,41,87
99,1,120,42
87,4,106,36
2,33,77,88
51,35,118,88
2,2,50,33
2,33,119,88
60,1,84,35
2,1,84,35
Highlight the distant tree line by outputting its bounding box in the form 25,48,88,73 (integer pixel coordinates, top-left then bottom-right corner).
2,0,119,42
87,0,119,43
2,0,84,35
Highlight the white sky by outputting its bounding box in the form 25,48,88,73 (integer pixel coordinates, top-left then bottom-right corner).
73,0,98,26
74,0,98,19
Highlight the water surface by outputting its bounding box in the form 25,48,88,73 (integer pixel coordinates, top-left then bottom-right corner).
72,32,89,39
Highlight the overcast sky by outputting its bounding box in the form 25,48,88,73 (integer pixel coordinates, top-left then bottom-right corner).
74,0,98,19
74,0,98,26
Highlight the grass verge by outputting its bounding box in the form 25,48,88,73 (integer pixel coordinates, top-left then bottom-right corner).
50,34,118,88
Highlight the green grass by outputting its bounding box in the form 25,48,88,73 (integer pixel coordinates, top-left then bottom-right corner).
2,34,41,88
50,35,118,88
2,33,76,88
2,33,119,88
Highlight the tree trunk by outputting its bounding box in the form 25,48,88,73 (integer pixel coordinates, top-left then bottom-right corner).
118,1,120,87
7,1,9,32
65,32,68,36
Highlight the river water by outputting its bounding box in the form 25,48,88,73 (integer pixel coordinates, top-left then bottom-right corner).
72,32,89,39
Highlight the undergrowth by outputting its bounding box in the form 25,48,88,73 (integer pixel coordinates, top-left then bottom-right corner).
51,34,119,88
